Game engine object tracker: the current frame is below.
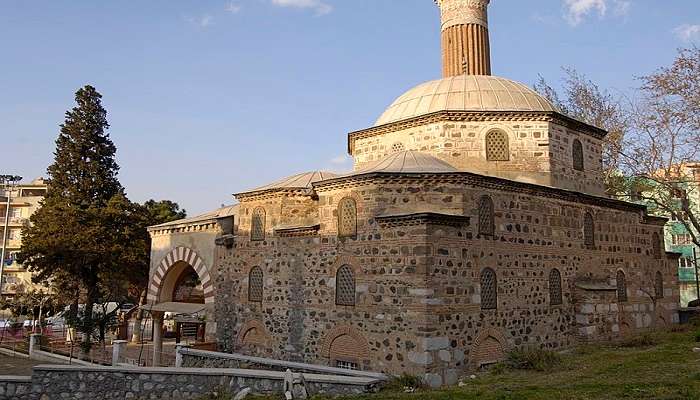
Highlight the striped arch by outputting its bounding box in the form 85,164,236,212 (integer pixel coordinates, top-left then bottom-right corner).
147,246,215,305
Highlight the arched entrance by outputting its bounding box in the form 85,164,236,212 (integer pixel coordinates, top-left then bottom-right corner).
145,247,215,365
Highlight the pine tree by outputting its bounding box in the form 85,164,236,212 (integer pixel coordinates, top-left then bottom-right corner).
19,85,125,352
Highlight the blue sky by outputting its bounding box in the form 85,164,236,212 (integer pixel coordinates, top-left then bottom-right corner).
2,0,699,215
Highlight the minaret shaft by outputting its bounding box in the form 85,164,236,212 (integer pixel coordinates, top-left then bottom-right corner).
435,0,492,77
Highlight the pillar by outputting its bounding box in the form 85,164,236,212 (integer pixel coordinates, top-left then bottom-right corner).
29,333,41,355
152,311,164,367
111,340,128,366
175,343,191,368
435,0,491,76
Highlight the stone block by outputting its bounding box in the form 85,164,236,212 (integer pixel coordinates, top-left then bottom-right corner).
438,350,452,362
407,351,433,366
423,373,442,388
444,369,459,386
422,337,450,351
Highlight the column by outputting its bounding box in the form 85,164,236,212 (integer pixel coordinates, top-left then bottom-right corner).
152,311,164,367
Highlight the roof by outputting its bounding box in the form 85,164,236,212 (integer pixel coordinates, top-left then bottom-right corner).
236,171,338,196
375,75,559,126
346,150,458,176
150,204,238,229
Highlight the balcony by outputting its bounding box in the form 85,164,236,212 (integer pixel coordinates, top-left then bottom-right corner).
679,268,698,283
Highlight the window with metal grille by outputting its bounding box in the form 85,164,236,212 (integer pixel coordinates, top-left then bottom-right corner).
336,360,359,370
338,197,357,239
485,130,509,161
655,271,664,299
251,207,265,241
583,212,595,248
549,269,563,306
652,232,662,259
336,265,356,306
391,142,405,153
248,267,263,303
572,139,584,171
480,268,497,310
616,270,627,303
478,195,495,236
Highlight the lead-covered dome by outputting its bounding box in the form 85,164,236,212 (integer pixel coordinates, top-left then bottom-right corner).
375,75,558,126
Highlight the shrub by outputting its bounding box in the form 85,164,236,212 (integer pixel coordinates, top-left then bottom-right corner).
504,348,563,372
694,330,700,343
385,374,426,392
618,333,658,348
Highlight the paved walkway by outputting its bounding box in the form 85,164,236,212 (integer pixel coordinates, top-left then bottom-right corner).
0,354,56,376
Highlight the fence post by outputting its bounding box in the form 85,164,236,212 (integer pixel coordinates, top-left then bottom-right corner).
175,343,191,368
112,340,128,366
29,333,42,355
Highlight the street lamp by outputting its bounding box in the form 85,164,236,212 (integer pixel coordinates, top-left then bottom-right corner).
0,175,23,298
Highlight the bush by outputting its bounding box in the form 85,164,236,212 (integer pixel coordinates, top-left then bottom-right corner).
504,348,563,372
618,333,658,348
385,374,426,392
694,330,700,343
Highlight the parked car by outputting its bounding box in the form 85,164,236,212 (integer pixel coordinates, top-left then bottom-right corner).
0,319,14,329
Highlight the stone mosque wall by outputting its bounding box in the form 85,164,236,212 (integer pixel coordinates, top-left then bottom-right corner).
212,173,678,385
349,114,606,197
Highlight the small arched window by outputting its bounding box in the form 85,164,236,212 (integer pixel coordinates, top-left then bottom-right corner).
478,195,495,236
480,268,498,310
616,270,627,303
572,139,584,171
336,265,356,306
251,207,266,241
248,267,263,303
655,271,664,299
549,269,563,306
338,197,357,239
485,130,509,161
652,232,662,259
583,212,595,248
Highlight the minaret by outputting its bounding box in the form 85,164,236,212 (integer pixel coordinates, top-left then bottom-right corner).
435,0,491,77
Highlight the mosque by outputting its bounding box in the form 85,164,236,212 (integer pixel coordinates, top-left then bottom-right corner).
145,0,680,386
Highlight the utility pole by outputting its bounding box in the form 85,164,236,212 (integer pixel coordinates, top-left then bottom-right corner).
694,247,700,303
0,174,23,298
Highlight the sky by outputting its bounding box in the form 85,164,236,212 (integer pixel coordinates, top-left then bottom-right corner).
1,0,699,215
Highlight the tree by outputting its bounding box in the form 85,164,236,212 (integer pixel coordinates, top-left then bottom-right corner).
18,85,127,353
534,68,629,195
621,47,700,249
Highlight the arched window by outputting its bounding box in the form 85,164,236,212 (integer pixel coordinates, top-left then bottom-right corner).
583,212,595,248
616,270,627,303
485,130,509,161
251,207,266,241
549,269,563,306
480,268,498,310
655,271,664,299
652,232,662,259
338,197,357,239
336,265,356,306
572,139,584,171
248,267,263,303
478,195,495,236
391,142,405,153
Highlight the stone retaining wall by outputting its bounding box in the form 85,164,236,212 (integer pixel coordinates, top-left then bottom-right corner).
180,348,387,380
0,376,32,400
4,365,382,400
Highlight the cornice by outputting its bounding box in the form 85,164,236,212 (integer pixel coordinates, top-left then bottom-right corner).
347,110,608,155
376,212,470,228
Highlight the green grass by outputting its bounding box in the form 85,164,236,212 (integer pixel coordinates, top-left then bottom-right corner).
198,329,700,400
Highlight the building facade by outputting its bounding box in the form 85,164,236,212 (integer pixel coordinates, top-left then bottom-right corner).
0,178,48,299
145,0,680,386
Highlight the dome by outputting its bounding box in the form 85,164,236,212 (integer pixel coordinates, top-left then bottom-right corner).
375,75,559,126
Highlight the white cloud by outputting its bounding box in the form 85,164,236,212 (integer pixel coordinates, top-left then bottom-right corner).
271,0,333,16
563,0,630,26
187,14,214,28
564,0,607,26
674,24,700,42
330,154,350,165
225,1,242,14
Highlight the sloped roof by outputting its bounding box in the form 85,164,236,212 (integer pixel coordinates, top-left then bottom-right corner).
150,204,238,229
348,150,458,175
237,171,338,196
